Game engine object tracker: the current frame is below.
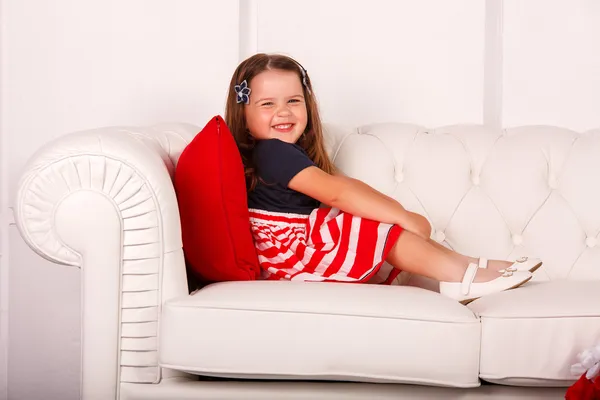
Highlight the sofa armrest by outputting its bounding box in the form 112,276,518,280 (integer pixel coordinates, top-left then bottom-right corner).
14,124,198,399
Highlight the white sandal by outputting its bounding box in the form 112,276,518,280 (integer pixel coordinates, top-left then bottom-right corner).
477,257,542,273
439,263,533,305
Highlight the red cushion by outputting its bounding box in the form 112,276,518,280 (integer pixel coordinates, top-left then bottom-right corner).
174,115,260,283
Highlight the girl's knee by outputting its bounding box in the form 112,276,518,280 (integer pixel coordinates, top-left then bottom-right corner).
409,212,432,238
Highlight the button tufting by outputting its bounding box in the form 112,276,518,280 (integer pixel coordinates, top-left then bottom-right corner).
586,237,597,248
471,175,480,186
512,234,523,246
395,170,404,183
435,231,446,242
548,176,559,189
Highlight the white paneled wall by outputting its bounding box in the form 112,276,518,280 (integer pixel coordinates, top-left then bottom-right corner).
256,0,485,127
1,0,599,398
503,0,600,131
1,1,239,399
4,0,240,199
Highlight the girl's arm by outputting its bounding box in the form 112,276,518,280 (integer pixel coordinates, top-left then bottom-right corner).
290,166,430,238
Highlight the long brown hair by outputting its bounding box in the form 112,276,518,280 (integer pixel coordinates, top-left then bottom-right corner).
225,53,336,192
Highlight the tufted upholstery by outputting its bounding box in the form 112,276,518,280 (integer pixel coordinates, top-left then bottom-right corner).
325,123,600,282
13,122,600,397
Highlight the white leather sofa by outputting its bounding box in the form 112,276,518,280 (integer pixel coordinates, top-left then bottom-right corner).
14,121,600,399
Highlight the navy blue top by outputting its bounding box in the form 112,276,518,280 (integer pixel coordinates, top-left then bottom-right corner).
248,139,320,215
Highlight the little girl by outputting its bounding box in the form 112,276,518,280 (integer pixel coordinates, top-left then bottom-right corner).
224,53,541,304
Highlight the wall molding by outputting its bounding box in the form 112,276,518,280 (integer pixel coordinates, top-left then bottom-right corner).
0,0,9,396
238,0,258,62
484,0,504,130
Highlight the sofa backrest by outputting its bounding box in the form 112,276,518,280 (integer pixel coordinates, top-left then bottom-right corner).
146,121,600,282
323,123,600,282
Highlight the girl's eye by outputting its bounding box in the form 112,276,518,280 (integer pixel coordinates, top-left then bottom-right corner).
261,102,273,107
288,99,300,103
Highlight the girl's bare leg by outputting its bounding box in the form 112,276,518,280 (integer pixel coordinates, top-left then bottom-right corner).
426,239,514,271
386,230,502,283
403,211,514,271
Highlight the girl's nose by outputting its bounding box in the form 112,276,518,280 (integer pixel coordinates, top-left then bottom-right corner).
276,104,292,116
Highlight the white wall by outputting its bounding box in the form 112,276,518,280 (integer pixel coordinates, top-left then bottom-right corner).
1,0,599,399
503,0,600,131
257,0,485,128
0,1,239,399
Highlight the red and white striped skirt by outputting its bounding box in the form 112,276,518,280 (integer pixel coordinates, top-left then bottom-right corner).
249,207,403,284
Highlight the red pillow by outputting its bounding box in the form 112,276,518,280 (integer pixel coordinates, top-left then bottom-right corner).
174,115,260,283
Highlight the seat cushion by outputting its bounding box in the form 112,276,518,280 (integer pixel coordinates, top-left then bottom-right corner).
159,281,481,388
174,115,260,283
468,280,600,386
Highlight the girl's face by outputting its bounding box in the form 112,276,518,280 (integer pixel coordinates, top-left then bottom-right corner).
244,69,308,144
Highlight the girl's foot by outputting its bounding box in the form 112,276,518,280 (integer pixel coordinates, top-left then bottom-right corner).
442,265,509,283
472,257,543,273
473,268,502,282
439,263,532,304
462,256,511,271
445,263,516,283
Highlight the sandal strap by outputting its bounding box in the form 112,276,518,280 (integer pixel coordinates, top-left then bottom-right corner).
461,263,479,295
478,258,488,269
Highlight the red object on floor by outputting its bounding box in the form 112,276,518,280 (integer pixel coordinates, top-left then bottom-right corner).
565,373,600,400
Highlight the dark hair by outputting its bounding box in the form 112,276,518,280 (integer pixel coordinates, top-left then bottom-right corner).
225,53,336,191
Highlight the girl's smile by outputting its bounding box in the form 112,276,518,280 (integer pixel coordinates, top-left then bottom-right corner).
272,123,295,133
244,69,308,144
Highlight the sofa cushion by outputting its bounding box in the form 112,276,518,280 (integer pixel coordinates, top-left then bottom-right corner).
159,281,481,388
468,280,600,386
174,115,260,283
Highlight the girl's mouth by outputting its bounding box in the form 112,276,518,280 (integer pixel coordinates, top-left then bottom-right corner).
272,123,294,133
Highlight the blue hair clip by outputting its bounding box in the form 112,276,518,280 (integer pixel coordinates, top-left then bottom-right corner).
235,80,251,104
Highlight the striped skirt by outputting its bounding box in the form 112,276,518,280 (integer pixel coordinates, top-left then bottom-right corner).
249,207,403,284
